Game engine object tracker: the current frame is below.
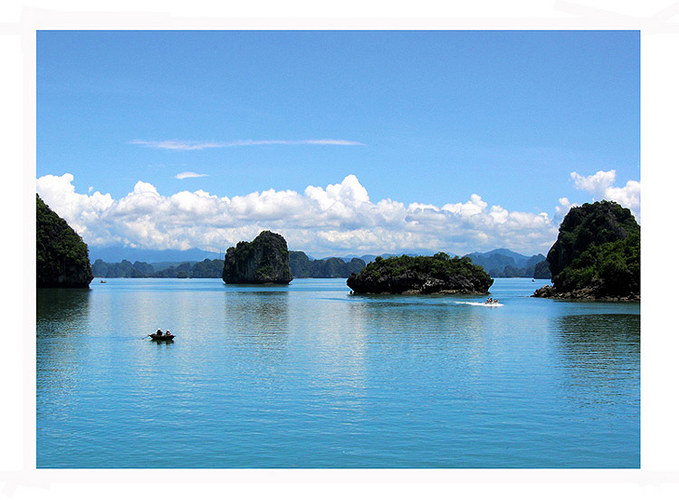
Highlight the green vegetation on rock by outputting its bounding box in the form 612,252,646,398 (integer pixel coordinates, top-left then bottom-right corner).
37,194,93,288
533,200,640,300
346,252,493,294
223,231,293,284
532,260,552,279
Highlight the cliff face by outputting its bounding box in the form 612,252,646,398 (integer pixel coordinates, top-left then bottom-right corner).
37,194,94,288
222,231,293,284
346,253,493,295
533,200,640,301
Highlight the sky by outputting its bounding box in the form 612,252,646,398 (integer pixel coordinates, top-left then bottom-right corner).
36,30,640,257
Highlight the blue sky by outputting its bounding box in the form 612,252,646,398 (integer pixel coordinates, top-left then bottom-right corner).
36,30,640,256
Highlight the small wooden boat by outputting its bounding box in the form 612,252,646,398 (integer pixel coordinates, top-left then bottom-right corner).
149,333,175,340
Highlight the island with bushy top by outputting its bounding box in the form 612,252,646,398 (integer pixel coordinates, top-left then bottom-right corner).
346,253,493,294
223,230,293,284
533,200,640,301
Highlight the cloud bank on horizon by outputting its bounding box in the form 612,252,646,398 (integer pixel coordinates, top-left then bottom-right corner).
36,170,640,257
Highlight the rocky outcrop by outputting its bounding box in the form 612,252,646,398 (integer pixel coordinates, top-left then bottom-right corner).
222,231,293,284
532,200,640,301
532,284,639,302
36,194,93,288
346,253,493,294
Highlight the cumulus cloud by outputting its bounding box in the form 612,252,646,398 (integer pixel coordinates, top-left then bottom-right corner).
37,173,561,256
175,171,208,180
555,197,576,220
131,138,365,150
569,169,640,220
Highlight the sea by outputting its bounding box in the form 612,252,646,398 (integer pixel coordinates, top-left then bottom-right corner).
36,278,640,468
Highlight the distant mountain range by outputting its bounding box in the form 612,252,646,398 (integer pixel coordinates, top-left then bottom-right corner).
337,249,550,278
289,252,366,278
88,246,551,279
332,253,407,263
89,246,223,264
89,246,400,266
464,249,549,278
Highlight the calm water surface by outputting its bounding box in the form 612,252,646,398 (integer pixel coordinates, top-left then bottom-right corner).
36,278,639,468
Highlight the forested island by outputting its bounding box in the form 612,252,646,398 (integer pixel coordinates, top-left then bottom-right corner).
37,194,93,288
223,231,293,284
347,253,493,294
533,200,640,301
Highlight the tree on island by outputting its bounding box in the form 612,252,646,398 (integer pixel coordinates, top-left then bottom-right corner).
534,200,640,300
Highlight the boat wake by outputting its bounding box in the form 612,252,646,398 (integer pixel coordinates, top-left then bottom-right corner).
453,301,504,307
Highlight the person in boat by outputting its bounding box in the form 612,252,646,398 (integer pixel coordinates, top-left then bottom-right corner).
494,299,499,303
156,329,163,335
165,330,171,337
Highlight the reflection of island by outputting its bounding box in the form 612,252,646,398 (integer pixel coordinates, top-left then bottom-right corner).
37,288,92,333
36,288,92,408
347,297,490,374
553,314,639,404
222,291,290,344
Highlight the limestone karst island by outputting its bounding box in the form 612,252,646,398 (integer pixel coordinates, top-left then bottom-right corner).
346,253,493,295
36,194,93,288
222,230,293,284
533,200,640,301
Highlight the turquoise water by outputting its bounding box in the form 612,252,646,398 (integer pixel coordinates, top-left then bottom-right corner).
36,278,639,468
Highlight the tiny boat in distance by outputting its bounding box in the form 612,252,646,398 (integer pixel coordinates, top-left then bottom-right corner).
149,333,175,340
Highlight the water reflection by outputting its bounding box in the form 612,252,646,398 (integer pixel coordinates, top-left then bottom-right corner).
37,288,91,334
293,294,370,415
36,288,93,423
36,278,643,467
346,296,490,357
344,296,497,403
553,314,640,406
36,288,92,376
222,290,290,349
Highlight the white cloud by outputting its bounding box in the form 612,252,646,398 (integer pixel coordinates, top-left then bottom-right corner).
131,140,224,151
36,173,561,256
555,197,576,220
131,138,365,150
569,169,640,220
570,170,617,193
175,171,209,180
